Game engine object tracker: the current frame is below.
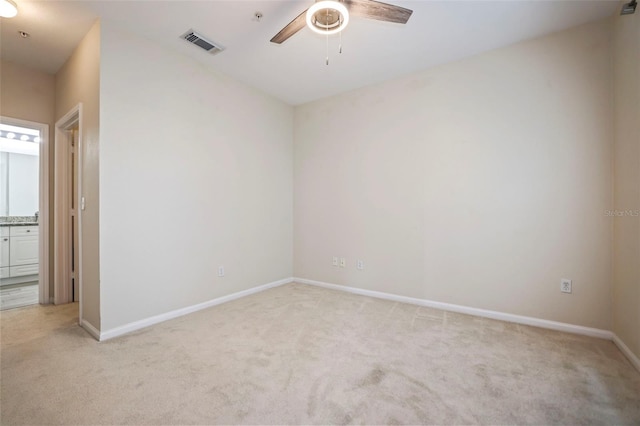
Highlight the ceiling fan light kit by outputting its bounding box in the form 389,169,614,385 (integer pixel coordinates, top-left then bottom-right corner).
306,1,350,35
0,0,18,18
270,0,412,45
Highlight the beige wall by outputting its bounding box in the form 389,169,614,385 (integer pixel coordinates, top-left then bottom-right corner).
0,60,56,127
1,9,635,352
55,21,101,331
294,19,613,329
0,59,56,295
612,10,640,360
98,21,293,331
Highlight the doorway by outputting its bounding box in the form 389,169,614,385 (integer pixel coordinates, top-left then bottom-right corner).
0,117,50,310
54,104,83,322
70,129,79,302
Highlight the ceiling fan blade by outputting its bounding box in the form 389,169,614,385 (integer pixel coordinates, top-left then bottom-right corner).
344,0,413,24
270,8,309,44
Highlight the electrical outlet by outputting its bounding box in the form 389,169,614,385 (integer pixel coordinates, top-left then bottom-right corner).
561,279,572,294
218,266,225,277
332,256,338,266
340,257,346,268
356,260,364,270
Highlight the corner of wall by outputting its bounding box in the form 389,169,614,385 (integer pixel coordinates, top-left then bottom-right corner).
611,5,640,363
54,18,101,333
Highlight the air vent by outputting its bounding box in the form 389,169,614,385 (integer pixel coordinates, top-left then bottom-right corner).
181,30,225,55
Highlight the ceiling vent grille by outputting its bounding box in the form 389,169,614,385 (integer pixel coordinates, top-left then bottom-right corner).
181,30,225,55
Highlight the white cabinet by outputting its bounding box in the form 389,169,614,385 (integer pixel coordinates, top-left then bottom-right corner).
10,264,39,276
10,226,38,237
10,235,39,266
1,227,10,280
0,234,8,267
0,225,39,283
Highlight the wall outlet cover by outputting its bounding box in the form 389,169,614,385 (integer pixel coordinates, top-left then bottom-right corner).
561,279,572,294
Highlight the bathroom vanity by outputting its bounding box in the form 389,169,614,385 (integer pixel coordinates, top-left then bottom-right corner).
0,134,40,287
0,222,39,285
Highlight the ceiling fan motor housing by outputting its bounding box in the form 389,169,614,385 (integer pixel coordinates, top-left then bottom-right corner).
311,7,342,30
306,1,350,35
270,0,413,44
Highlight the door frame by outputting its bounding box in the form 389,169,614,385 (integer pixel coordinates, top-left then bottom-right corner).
54,104,83,322
0,116,50,304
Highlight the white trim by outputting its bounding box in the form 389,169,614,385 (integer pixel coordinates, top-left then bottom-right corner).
53,124,70,304
40,124,50,305
88,275,640,374
295,278,614,340
0,116,50,306
54,104,83,325
99,277,294,341
76,121,83,310
80,318,100,340
613,333,640,373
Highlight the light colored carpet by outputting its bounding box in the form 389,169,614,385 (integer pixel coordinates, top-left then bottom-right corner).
1,283,639,425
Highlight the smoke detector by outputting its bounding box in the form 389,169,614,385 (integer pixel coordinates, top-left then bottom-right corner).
180,30,224,55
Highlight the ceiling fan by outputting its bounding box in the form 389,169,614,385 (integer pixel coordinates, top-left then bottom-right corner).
270,0,413,44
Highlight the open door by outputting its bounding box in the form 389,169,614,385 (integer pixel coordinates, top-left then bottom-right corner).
70,129,79,302
54,105,82,314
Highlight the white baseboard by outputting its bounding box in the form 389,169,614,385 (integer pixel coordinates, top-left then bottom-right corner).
294,277,613,340
80,318,100,340
613,333,640,373
99,277,294,341
89,275,640,373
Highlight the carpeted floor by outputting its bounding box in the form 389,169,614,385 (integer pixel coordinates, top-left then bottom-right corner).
1,283,639,425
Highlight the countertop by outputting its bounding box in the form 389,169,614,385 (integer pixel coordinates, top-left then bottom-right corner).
0,216,38,227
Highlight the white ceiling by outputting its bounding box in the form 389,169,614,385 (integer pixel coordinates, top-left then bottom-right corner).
0,0,619,105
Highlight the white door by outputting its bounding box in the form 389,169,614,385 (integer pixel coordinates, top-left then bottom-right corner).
70,129,79,302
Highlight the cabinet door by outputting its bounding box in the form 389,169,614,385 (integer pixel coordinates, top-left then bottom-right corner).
9,235,38,266
10,226,38,236
10,264,39,277
0,236,8,267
